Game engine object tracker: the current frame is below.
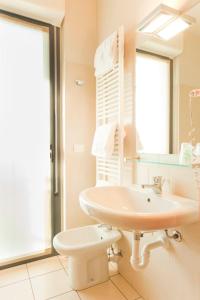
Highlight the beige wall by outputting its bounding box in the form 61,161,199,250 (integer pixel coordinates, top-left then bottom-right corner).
97,1,200,300
179,30,200,145
61,0,97,229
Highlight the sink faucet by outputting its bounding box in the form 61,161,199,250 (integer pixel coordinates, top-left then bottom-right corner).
141,176,164,194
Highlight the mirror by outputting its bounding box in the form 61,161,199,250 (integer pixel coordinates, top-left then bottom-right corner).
135,2,200,157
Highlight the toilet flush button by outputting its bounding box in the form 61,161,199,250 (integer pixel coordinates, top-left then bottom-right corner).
73,144,85,153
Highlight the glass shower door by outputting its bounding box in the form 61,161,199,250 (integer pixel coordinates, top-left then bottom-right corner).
0,15,53,265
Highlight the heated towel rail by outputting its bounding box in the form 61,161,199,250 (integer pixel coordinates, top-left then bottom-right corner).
96,26,124,185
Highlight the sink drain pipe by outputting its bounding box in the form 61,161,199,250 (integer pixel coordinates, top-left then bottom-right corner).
130,231,169,271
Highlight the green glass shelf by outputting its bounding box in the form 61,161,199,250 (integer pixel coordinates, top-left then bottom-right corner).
137,159,191,168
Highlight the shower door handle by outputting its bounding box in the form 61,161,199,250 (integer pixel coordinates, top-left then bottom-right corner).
50,144,55,162
50,143,59,195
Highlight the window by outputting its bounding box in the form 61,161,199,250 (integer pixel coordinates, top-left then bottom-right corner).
135,50,172,154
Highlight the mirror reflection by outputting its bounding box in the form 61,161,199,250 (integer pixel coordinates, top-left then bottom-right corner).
135,2,200,156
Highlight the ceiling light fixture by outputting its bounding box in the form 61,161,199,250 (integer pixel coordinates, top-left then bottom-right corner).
137,4,195,40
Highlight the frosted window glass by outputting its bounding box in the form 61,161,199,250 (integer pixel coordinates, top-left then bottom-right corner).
136,52,170,154
0,17,51,261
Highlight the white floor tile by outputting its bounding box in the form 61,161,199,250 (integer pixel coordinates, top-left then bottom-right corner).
78,280,127,300
0,279,34,300
111,274,139,300
31,269,72,300
27,256,62,277
51,291,80,299
58,255,69,269
0,264,29,287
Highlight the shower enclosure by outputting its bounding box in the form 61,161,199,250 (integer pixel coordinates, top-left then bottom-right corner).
0,11,60,267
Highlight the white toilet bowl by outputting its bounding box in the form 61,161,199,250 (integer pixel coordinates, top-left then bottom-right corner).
53,224,121,290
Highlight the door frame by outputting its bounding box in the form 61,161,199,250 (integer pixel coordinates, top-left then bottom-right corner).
0,9,61,269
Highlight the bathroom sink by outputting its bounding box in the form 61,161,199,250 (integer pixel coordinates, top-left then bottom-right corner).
79,186,199,230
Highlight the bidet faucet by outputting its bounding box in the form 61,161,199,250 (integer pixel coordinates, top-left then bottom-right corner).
141,176,164,194
98,224,112,231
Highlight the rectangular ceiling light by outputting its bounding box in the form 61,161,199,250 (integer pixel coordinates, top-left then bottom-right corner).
140,13,173,33
138,4,178,34
157,17,192,40
137,4,195,40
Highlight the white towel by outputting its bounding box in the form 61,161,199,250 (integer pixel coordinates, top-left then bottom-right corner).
96,180,113,187
91,123,117,158
94,31,118,77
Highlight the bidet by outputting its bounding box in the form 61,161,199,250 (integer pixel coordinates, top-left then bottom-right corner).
53,224,121,290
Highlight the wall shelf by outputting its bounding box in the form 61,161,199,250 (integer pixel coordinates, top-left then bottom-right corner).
134,153,191,168
137,159,190,168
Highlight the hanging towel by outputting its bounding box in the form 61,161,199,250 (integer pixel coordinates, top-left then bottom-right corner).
94,31,118,77
91,123,117,158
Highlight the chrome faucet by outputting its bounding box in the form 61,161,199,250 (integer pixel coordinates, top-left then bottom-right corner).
141,176,164,194
98,224,112,231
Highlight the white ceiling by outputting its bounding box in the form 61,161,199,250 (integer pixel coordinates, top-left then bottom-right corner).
187,2,200,36
0,0,65,26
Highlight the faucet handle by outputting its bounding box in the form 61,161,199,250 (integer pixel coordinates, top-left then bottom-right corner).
153,176,164,185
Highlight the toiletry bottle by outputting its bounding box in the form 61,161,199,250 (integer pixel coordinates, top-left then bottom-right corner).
179,143,193,165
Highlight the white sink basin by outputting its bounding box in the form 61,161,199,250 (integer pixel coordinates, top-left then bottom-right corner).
79,186,199,230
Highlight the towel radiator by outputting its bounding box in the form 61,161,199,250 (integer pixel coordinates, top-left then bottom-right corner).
96,26,124,185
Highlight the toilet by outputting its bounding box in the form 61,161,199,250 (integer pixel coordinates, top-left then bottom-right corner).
53,224,121,290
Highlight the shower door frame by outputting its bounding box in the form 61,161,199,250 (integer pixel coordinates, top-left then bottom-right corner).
0,9,61,269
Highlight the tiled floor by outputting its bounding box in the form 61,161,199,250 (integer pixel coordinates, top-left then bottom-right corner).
0,256,144,300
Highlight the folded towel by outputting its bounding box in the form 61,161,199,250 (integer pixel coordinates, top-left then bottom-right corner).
96,180,114,187
94,31,118,77
91,123,117,158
